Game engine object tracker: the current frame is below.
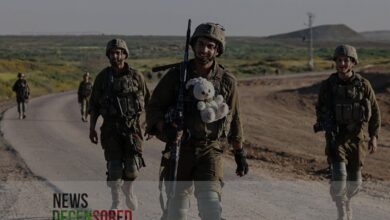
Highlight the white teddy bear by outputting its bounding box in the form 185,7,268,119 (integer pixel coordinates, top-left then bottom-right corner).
186,77,229,123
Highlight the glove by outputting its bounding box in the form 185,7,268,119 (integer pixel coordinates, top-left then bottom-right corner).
89,129,98,144
234,149,249,177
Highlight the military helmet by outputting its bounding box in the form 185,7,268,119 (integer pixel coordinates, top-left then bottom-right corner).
106,38,129,58
333,44,358,64
17,72,25,78
190,23,226,56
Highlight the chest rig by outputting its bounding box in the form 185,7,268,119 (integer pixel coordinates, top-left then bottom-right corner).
99,67,144,120
182,64,229,140
80,81,93,97
16,80,28,98
329,73,370,125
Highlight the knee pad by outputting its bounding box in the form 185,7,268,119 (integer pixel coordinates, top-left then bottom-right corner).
330,162,347,200
107,160,123,181
167,195,190,220
331,162,347,181
197,191,221,220
123,158,138,181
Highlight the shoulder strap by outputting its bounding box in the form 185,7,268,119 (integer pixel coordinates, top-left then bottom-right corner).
104,67,114,97
211,64,225,95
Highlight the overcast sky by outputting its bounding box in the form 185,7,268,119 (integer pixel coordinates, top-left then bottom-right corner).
0,0,389,36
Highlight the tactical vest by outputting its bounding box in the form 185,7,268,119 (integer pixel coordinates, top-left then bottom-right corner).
183,64,230,141
329,73,371,125
15,80,29,100
99,67,145,120
80,82,93,97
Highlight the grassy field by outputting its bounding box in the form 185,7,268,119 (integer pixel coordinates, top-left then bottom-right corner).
1,35,390,100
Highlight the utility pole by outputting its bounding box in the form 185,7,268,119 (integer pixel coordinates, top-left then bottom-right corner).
306,12,315,71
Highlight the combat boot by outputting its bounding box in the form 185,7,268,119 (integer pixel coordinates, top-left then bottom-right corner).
109,183,121,210
335,200,347,220
121,181,138,210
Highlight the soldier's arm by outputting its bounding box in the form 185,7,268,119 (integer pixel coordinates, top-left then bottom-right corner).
88,73,104,128
365,81,381,138
88,72,104,144
226,77,244,150
140,73,151,107
26,82,31,97
12,81,17,92
26,81,30,92
89,111,99,130
316,79,331,122
145,69,177,135
77,82,82,95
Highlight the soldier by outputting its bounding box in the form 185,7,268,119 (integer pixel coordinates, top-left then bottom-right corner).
315,45,381,220
77,72,93,122
12,72,30,119
146,23,248,220
89,38,150,210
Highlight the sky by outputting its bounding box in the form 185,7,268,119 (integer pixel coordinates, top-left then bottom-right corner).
0,0,389,36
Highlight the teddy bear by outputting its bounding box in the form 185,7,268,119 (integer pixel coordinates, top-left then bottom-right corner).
186,77,229,123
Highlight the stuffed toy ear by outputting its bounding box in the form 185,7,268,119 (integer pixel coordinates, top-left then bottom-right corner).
186,78,200,89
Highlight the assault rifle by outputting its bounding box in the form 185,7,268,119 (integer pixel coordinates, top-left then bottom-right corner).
156,21,191,220
313,112,338,165
116,97,146,168
165,19,191,198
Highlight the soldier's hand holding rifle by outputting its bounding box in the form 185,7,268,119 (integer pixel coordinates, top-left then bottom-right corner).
157,121,183,144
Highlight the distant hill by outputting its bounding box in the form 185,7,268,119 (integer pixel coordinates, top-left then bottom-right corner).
266,24,366,42
360,30,390,42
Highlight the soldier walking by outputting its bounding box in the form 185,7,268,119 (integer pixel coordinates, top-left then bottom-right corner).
12,72,30,119
77,72,93,122
88,39,150,210
315,45,381,220
146,22,248,220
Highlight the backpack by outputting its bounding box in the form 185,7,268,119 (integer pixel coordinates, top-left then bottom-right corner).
15,80,30,100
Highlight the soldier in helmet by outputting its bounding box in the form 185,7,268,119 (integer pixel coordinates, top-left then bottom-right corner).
146,23,248,220
77,72,93,122
89,38,150,210
12,72,30,119
315,45,381,220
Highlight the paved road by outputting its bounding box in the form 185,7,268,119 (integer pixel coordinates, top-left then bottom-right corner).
1,91,389,219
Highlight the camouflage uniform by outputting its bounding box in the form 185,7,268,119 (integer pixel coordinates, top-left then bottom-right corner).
12,73,30,119
77,73,93,122
146,23,248,220
89,39,150,210
316,45,381,220
147,59,243,219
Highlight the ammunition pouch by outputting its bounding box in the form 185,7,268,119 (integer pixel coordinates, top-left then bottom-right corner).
334,103,364,124
331,73,371,127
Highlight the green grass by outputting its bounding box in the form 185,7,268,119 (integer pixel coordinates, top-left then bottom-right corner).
1,35,390,101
